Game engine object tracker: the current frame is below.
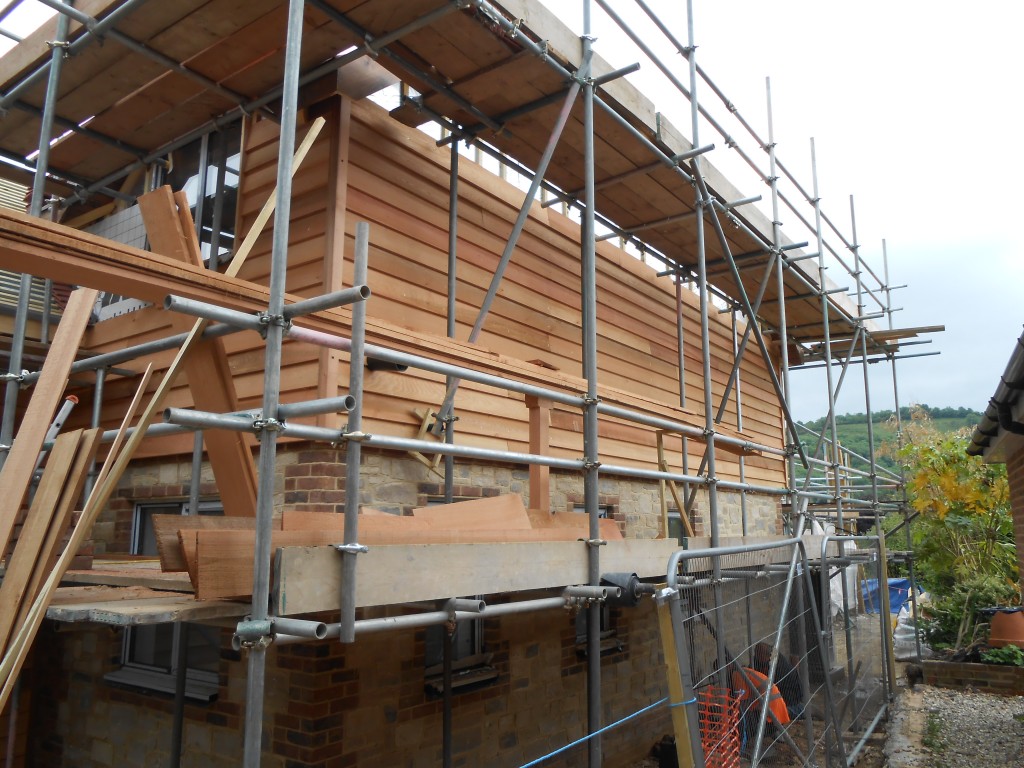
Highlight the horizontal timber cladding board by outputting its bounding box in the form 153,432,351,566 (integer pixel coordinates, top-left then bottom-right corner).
410,493,532,529
1,114,783,473
273,538,681,615
343,107,776,395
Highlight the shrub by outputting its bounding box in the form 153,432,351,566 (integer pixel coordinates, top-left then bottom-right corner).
980,644,1024,667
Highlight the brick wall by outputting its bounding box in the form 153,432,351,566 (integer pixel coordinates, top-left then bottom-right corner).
1005,450,1024,593
30,600,675,767
53,444,784,766
922,660,1024,696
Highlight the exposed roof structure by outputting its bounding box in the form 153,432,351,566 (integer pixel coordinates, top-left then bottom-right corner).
0,0,937,364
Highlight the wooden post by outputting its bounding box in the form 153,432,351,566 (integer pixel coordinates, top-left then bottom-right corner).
137,186,259,518
525,395,551,512
658,431,695,538
656,592,698,768
0,286,98,557
316,95,352,430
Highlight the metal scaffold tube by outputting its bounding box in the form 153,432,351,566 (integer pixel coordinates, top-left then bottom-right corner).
850,197,897,697
580,3,602,763
0,6,71,471
765,78,798,533
241,1,304,764
431,75,582,432
883,240,922,660
338,222,369,644
682,0,728,699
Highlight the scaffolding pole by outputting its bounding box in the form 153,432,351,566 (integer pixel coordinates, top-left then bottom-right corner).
850,197,897,696
240,1,305,764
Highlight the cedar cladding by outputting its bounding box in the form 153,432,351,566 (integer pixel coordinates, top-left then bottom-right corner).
81,97,785,487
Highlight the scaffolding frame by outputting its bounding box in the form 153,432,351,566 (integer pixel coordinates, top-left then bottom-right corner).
0,1,935,766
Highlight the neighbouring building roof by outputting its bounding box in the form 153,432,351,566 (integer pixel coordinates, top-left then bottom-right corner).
968,328,1024,461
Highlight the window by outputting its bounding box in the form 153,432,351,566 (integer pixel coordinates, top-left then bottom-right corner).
165,128,242,265
423,619,496,696
667,509,691,543
420,497,497,694
104,501,223,700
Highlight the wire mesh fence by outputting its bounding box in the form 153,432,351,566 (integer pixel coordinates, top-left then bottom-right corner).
662,536,892,767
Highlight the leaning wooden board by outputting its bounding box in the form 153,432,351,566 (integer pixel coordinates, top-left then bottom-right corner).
0,287,99,559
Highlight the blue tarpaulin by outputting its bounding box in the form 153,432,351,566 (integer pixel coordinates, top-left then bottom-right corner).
861,578,913,614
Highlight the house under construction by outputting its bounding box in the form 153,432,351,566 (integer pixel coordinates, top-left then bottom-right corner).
0,1,941,766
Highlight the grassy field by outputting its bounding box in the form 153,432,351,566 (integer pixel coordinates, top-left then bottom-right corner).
797,407,983,473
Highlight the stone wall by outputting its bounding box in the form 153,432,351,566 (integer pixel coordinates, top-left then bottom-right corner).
88,445,780,556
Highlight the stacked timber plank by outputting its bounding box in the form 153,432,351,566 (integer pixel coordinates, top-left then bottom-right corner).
154,494,624,600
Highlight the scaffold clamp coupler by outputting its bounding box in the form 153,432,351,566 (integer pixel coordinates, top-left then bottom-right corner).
46,40,70,56
0,370,25,382
582,459,601,470
342,430,370,442
582,394,600,405
257,311,289,331
654,586,677,605
234,618,273,650
334,543,369,555
579,537,607,547
253,417,284,433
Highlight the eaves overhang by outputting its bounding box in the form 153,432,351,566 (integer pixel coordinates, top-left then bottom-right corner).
968,327,1024,463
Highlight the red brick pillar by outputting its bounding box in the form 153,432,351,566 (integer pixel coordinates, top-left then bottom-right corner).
1005,450,1024,595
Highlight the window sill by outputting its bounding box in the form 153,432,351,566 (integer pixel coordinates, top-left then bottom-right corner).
424,665,498,697
575,632,623,658
104,667,219,702
424,652,498,697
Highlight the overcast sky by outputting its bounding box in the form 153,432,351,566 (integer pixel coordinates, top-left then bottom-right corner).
549,0,1024,422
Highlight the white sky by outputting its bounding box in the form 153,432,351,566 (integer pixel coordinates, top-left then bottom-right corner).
547,0,1024,422
3,1,1021,422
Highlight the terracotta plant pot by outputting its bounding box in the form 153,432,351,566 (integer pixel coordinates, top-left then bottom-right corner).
987,607,1024,649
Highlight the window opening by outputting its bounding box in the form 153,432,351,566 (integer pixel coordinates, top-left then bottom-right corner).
104,500,223,700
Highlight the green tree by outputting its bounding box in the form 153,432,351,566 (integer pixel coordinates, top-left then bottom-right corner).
891,408,1019,648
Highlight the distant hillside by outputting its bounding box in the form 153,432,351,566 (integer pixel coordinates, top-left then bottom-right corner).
797,405,984,474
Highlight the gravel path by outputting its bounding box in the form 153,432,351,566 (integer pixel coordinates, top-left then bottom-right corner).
886,684,1024,768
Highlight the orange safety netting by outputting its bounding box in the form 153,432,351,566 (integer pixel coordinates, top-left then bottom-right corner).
698,687,741,768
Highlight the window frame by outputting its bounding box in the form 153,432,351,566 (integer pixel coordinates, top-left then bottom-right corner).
103,500,223,701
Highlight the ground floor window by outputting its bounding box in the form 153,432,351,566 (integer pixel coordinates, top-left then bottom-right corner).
104,500,223,700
